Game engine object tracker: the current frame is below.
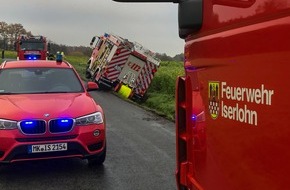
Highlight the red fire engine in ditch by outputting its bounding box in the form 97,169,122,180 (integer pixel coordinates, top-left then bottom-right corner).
16,35,48,60
85,33,160,100
113,0,290,190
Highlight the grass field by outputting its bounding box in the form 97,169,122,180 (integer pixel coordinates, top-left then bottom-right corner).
0,50,17,61
65,55,89,80
0,51,184,121
141,61,184,120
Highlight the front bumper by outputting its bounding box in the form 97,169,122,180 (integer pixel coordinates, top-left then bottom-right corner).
0,124,105,163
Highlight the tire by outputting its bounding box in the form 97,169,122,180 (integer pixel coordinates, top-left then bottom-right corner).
85,71,92,79
88,145,106,166
132,93,148,103
96,81,106,90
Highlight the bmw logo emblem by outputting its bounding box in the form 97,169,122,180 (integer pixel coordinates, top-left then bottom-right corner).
44,113,50,117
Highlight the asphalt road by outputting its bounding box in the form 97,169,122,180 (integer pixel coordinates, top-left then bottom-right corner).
0,90,176,190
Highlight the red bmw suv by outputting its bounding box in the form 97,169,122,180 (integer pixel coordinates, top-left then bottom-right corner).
0,60,106,165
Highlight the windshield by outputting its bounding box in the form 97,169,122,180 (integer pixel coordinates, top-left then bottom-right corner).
0,68,84,94
20,41,45,51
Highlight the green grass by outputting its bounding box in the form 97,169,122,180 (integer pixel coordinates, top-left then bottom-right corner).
3,50,17,58
64,55,89,80
0,50,17,62
141,61,184,120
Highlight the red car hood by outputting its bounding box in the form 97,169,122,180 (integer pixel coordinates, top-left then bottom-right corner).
0,93,99,121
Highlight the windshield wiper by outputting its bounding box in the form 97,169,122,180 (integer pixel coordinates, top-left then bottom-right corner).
0,92,21,95
42,91,71,94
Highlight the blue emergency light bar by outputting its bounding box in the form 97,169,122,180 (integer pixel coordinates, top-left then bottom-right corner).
25,55,39,60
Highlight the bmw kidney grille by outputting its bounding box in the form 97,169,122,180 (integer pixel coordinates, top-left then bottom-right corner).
49,119,74,133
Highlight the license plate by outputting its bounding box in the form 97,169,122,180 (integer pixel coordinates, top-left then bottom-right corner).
28,143,67,153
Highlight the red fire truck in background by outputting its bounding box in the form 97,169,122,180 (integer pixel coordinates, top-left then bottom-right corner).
86,33,160,100
113,0,290,190
16,35,48,60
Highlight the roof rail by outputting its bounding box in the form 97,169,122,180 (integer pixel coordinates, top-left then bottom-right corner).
62,60,72,68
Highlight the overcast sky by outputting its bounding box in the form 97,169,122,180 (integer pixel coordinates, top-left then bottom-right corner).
1,0,184,56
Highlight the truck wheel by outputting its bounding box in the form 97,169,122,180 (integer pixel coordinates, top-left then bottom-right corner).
85,71,92,79
88,145,106,166
132,93,148,103
96,82,106,90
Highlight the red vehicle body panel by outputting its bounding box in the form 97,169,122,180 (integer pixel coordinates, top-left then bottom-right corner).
16,36,48,60
176,1,290,190
0,60,106,163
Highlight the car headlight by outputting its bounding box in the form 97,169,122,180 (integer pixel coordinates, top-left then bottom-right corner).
75,112,103,126
0,119,18,130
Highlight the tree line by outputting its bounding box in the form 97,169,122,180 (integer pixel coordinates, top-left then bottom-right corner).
155,53,184,62
0,21,183,61
0,21,92,56
0,22,32,50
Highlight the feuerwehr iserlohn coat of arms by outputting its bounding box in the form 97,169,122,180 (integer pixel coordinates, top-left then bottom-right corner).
209,81,220,119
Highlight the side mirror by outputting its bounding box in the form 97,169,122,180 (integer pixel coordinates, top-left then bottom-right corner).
112,0,203,39
90,36,96,46
178,0,203,39
87,81,99,91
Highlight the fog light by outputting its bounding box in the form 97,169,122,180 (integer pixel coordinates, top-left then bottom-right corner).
93,129,100,137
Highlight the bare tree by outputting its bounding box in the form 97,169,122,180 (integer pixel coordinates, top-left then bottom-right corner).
6,23,27,49
0,21,8,49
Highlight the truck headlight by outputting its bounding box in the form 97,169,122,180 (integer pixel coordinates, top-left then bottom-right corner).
0,119,18,130
75,112,103,126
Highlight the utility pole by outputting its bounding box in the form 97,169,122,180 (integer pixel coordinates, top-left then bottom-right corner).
1,37,6,59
